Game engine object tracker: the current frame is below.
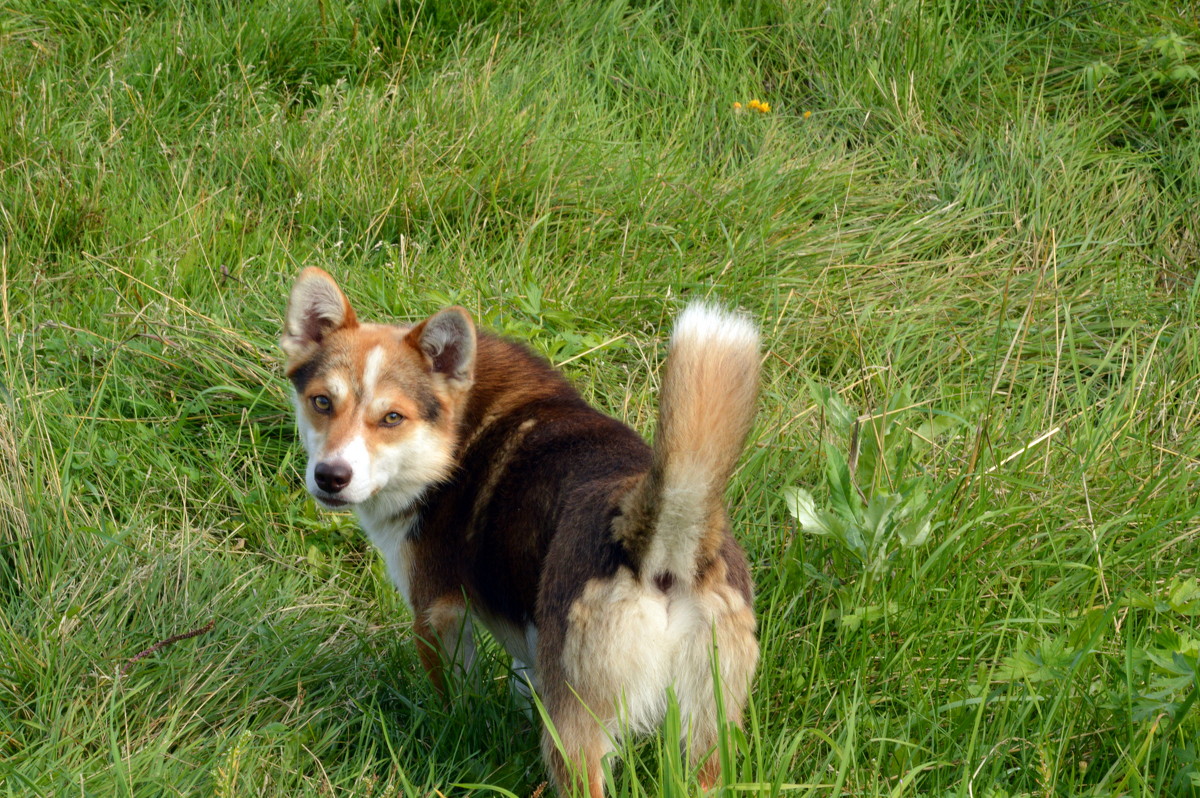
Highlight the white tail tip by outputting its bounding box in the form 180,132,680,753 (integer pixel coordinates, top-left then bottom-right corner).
672,303,760,352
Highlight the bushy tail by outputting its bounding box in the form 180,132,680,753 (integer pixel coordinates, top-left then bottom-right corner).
616,304,760,580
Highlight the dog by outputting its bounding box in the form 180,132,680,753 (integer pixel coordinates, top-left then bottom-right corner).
281,268,760,796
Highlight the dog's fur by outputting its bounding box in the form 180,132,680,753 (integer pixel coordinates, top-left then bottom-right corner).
281,268,760,796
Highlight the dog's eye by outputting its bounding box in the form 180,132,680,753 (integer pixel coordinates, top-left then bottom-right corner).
311,395,332,414
381,411,405,427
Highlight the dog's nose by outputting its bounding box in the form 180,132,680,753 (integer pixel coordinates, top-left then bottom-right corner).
314,460,352,493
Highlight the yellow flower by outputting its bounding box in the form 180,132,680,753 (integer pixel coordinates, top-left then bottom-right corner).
803,110,812,119
737,99,772,114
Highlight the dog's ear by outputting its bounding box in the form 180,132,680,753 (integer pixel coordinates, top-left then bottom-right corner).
281,268,357,360
408,307,476,389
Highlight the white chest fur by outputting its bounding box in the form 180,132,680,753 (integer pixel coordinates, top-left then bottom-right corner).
358,508,417,609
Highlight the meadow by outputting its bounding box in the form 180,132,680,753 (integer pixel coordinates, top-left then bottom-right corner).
2,0,1199,795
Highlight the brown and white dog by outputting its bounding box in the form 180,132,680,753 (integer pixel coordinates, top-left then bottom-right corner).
281,268,760,796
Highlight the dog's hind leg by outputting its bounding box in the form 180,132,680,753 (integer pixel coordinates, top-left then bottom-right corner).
676,584,759,790
541,694,612,798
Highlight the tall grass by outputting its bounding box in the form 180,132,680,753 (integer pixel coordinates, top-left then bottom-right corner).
2,0,1198,795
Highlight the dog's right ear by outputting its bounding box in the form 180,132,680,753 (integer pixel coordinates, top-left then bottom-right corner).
281,268,358,361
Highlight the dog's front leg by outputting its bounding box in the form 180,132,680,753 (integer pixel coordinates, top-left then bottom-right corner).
413,595,477,695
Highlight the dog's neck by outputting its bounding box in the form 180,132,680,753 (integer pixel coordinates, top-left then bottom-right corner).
452,333,577,455
356,485,423,535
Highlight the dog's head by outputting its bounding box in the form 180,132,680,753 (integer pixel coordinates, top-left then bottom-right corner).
280,268,474,513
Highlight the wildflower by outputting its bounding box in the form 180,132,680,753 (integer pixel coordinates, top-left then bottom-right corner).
736,99,771,114
803,110,812,119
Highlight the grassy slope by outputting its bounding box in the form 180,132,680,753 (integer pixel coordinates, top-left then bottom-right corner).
2,0,1198,795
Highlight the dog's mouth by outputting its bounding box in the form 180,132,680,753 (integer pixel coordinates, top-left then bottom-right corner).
312,493,350,509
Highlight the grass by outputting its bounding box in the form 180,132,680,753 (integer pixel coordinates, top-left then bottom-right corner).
2,0,1198,795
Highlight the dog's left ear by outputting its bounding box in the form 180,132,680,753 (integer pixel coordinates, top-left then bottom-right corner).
408,307,476,389
281,268,358,361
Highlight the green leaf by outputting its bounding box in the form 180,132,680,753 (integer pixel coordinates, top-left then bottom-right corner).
1148,32,1189,62
855,415,890,491
911,407,970,444
863,491,901,542
838,601,897,635
806,379,856,433
1169,578,1200,615
1169,64,1200,82
782,487,832,536
894,485,935,548
1083,60,1117,91
895,514,934,550
996,637,1078,684
840,521,867,561
824,441,862,521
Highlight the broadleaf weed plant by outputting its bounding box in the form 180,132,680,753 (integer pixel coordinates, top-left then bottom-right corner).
783,381,970,631
980,577,1200,792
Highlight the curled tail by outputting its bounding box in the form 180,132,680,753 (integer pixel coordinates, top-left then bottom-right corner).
617,304,761,580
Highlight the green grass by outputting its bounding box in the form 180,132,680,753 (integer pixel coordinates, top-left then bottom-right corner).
2,0,1199,795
